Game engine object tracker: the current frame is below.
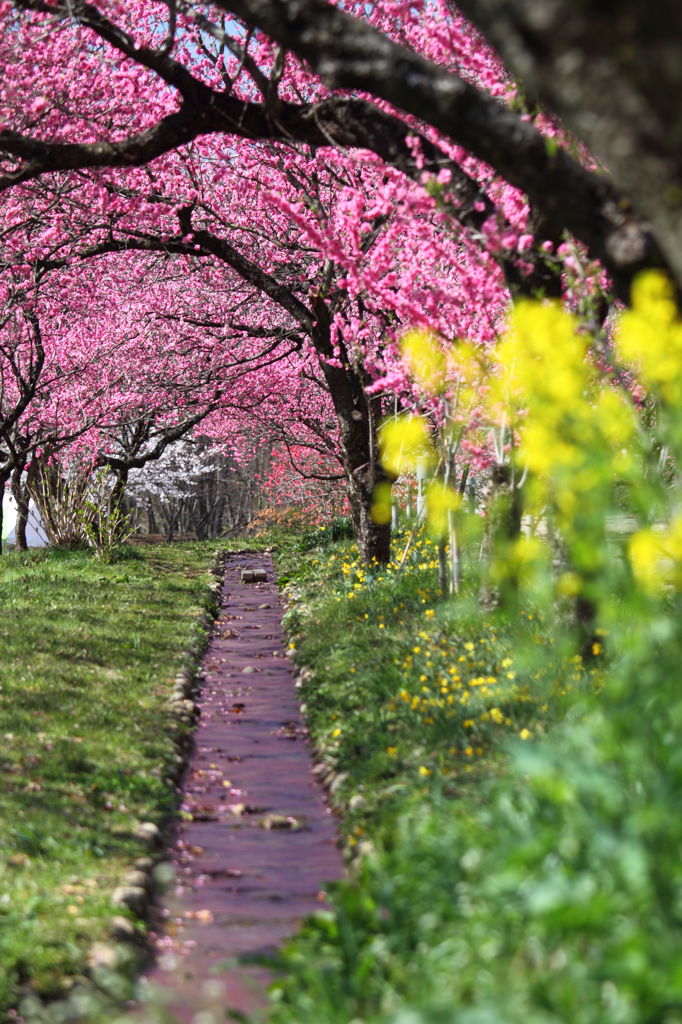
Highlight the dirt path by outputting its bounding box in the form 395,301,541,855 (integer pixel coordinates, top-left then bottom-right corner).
138,552,343,1023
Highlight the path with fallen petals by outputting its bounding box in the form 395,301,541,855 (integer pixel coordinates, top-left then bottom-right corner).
138,552,342,1023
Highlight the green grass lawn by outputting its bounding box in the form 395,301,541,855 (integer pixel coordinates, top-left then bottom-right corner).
0,542,246,1018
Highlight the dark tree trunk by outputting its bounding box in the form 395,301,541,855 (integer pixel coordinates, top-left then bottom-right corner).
110,468,128,511
11,468,29,551
164,505,180,542
480,462,523,610
437,543,448,593
146,500,158,535
316,341,392,564
455,0,682,289
346,455,392,565
0,469,8,555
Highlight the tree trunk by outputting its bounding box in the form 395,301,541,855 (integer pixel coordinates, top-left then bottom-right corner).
0,470,8,555
11,468,29,551
146,499,158,535
480,461,523,609
437,542,448,592
346,457,392,564
317,351,392,564
109,468,128,512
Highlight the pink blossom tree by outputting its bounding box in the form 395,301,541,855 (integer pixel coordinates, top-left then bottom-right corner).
0,0,666,560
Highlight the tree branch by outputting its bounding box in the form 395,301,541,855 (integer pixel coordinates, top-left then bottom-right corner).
208,0,672,300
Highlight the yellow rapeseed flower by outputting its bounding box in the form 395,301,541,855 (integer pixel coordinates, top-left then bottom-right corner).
371,480,393,525
632,268,678,326
379,414,436,476
401,328,446,394
628,528,663,593
615,271,682,404
425,479,462,540
557,571,581,597
490,300,585,422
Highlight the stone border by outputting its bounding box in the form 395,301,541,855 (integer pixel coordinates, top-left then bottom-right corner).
281,585,350,839
282,582,366,867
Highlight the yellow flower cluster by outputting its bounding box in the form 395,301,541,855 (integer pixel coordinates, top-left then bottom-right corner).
498,302,634,472
489,535,548,589
309,532,441,601
376,328,483,538
386,621,538,765
615,270,682,405
490,300,589,431
379,415,435,477
401,328,447,395
399,326,487,405
375,416,467,541
425,480,462,540
300,528,606,787
370,481,393,526
628,516,682,593
489,301,639,549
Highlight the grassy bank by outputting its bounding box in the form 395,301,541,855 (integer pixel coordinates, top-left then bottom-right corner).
0,541,254,1019
267,528,682,1024
269,530,578,1019
278,532,578,825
